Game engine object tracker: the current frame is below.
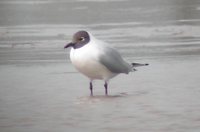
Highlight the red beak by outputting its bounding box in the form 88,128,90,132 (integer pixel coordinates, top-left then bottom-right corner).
64,42,74,49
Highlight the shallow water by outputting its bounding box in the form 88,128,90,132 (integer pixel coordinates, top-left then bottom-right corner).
1,0,200,132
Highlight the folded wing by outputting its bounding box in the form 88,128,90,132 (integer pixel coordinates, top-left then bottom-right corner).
99,46,132,74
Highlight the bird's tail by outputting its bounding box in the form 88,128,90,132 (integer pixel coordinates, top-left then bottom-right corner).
131,63,149,71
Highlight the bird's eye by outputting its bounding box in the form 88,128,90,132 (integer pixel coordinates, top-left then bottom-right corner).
79,37,85,41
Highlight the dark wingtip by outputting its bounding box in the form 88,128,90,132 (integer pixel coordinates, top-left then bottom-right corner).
132,63,149,67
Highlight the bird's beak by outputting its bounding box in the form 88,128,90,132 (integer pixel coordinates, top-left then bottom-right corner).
64,42,74,49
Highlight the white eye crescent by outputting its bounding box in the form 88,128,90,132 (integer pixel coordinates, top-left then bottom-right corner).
80,37,85,41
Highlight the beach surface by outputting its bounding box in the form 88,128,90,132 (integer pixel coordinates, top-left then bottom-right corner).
1,0,200,132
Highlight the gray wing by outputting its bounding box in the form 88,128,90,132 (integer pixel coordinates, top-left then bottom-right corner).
99,47,131,74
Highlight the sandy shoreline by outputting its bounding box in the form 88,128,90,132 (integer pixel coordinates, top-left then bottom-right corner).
1,55,200,132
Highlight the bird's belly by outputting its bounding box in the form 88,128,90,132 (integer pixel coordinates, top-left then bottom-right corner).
74,59,113,80
71,56,116,80
69,45,118,80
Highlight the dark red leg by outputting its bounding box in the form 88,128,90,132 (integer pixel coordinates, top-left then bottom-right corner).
90,81,93,96
104,82,108,95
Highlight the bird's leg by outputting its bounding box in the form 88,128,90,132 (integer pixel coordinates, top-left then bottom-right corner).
90,81,93,96
104,82,108,96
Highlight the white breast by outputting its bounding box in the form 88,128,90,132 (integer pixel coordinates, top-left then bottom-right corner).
69,42,117,81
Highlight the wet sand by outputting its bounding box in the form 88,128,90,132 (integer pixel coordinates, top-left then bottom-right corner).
1,0,200,132
1,56,200,132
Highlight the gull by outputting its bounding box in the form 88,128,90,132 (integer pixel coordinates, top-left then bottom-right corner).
64,30,148,96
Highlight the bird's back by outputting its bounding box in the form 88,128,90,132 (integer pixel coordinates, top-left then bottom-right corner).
92,37,132,74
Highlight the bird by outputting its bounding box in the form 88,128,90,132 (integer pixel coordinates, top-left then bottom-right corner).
64,30,148,96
